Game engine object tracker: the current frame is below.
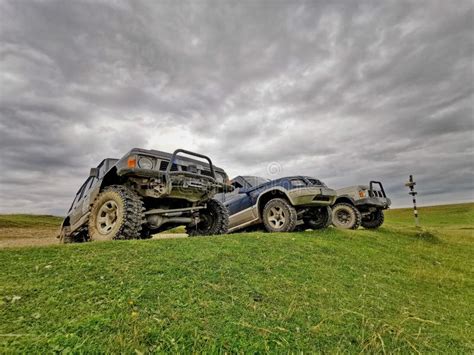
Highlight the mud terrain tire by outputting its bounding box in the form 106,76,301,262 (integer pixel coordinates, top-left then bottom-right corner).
186,199,229,236
262,198,298,233
361,209,384,229
88,185,145,241
332,203,361,229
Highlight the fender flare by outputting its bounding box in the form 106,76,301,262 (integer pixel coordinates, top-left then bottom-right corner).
334,195,356,205
255,187,293,219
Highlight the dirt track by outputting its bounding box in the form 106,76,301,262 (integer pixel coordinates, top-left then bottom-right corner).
0,227,187,248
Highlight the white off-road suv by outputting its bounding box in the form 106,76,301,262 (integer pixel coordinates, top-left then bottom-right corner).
331,181,391,229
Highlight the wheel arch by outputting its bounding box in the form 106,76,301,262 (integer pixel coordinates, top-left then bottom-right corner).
87,168,124,212
256,188,291,219
99,167,121,191
334,196,355,206
61,216,71,227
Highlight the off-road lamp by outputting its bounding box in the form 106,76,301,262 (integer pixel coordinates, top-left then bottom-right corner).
405,175,419,226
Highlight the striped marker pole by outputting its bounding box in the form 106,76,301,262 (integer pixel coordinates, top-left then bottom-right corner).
405,175,419,226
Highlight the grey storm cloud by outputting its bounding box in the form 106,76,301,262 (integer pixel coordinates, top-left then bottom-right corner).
0,0,473,215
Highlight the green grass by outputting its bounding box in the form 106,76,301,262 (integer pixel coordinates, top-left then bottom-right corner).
0,214,63,229
0,204,473,352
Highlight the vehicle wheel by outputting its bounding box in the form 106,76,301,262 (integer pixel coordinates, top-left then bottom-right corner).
332,203,361,229
186,199,229,236
88,185,145,241
304,206,332,230
361,209,385,229
262,198,297,232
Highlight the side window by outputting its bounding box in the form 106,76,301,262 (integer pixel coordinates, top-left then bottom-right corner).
77,185,86,201
80,177,95,198
308,178,324,186
290,179,307,188
77,178,93,202
232,181,243,189
68,193,80,212
68,185,84,212
68,176,96,213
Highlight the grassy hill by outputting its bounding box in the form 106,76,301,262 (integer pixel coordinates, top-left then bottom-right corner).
0,204,473,352
0,214,63,229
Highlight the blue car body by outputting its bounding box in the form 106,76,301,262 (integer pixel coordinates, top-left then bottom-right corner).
215,175,337,232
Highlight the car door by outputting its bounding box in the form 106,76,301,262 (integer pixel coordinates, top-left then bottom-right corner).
225,192,256,230
70,177,96,226
220,181,247,213
224,189,252,215
81,177,98,215
70,183,87,227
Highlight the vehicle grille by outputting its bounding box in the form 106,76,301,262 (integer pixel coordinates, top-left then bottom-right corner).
159,161,178,171
159,161,168,170
159,159,213,177
369,190,384,198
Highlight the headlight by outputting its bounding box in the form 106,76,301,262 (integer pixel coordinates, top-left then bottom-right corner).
138,157,153,169
359,190,366,198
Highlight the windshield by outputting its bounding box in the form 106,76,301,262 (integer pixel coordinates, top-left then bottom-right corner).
241,176,270,187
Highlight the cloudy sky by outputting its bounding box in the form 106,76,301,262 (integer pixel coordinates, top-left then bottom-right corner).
0,0,473,215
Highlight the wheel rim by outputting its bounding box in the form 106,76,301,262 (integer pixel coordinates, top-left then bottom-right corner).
96,200,119,234
267,206,286,229
336,209,353,226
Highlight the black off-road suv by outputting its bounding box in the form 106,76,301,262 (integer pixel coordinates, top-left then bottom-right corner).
59,148,232,243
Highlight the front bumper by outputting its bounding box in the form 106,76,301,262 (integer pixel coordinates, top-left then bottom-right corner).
355,197,391,209
287,187,337,206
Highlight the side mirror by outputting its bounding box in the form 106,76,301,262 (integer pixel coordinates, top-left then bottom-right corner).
89,168,99,178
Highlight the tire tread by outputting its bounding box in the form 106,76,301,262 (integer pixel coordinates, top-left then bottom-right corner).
361,209,385,229
88,185,145,240
332,202,362,229
186,199,229,236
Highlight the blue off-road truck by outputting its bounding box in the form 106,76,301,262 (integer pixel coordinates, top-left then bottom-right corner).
215,175,337,233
